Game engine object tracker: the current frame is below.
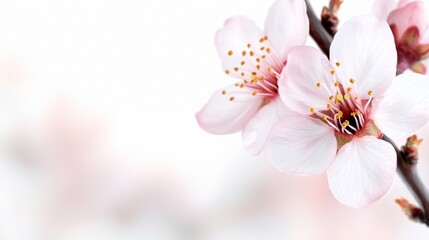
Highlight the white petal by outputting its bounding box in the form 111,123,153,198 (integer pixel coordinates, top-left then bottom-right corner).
330,16,397,99
196,85,263,134
242,97,298,155
371,73,429,139
327,136,396,208
264,115,336,175
264,0,309,62
279,46,337,115
215,16,265,79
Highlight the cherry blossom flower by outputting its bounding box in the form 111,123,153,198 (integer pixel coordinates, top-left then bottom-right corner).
196,0,308,155
265,16,429,208
373,0,429,74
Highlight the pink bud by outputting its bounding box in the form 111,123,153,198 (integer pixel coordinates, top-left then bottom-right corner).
387,1,428,42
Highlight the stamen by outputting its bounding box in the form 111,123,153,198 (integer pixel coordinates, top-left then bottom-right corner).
349,78,355,84
330,69,336,75
242,51,247,57
229,96,235,101
336,62,341,67
222,90,226,95
228,50,233,56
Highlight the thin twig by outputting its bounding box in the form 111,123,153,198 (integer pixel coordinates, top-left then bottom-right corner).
383,135,429,226
304,0,332,57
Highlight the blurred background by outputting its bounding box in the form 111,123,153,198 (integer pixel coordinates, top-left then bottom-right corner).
0,0,428,239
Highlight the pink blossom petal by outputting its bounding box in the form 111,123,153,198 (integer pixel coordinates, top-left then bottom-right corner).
264,0,309,63
371,73,429,139
327,136,396,208
388,1,429,41
372,0,400,20
196,85,263,134
398,0,412,8
330,16,396,99
242,97,298,155
215,16,266,79
279,46,337,115
264,115,336,175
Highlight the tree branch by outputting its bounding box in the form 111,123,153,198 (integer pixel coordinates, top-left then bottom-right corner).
383,135,429,226
304,0,332,57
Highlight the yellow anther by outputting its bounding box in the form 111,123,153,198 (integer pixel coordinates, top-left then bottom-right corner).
261,55,266,58
222,90,226,95
344,94,350,100
347,87,352,92
250,51,255,56
336,111,343,118
267,67,272,72
252,91,257,96
336,93,344,101
256,65,261,70
241,72,245,77
336,62,341,67
229,96,235,101
234,67,239,71
329,95,334,101
322,115,328,121
354,96,359,101
239,83,244,88
310,107,316,113
259,37,265,43
266,48,271,53
334,81,340,87
228,50,233,56
240,61,245,66
316,82,321,88
264,36,268,41
242,51,247,56
256,58,260,63
349,78,355,84
251,75,258,82
247,43,251,48
330,69,336,75
225,70,230,74
251,71,257,76
368,90,373,96
326,103,331,109
234,83,239,87
260,47,265,51
341,120,350,129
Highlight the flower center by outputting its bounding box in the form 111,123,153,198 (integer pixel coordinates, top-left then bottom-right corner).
222,36,284,101
310,63,374,136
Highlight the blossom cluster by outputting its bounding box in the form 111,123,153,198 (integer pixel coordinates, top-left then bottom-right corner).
196,0,429,208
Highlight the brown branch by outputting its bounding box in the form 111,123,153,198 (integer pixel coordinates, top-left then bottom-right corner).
383,135,429,226
304,0,332,57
